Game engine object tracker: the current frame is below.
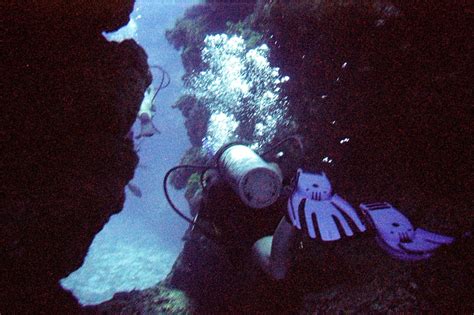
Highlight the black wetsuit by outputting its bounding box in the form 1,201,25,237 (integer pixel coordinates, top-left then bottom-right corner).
198,175,287,266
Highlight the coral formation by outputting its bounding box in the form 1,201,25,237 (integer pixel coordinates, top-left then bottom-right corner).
87,283,195,314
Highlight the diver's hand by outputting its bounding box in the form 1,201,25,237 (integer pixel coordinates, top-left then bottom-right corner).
360,202,455,261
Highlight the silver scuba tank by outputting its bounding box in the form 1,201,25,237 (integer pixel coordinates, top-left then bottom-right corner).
217,144,283,209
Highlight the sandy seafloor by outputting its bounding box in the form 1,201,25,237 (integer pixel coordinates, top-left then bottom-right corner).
61,0,201,305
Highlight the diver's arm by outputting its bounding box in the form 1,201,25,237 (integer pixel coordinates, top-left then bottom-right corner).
270,217,298,280
252,217,298,280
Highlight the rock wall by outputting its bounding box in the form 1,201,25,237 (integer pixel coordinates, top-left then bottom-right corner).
1,1,151,313
249,0,472,208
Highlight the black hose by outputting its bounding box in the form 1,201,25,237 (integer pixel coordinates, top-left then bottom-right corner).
149,65,171,104
163,164,218,240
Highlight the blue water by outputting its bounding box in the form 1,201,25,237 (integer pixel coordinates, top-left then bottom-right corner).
61,0,201,305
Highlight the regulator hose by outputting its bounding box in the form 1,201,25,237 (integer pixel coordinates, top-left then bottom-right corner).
149,65,171,104
163,164,218,240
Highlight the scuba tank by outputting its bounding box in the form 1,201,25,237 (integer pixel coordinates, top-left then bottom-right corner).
163,136,304,241
215,143,283,209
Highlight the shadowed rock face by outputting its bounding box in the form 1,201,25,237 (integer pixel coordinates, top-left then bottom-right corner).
1,1,151,313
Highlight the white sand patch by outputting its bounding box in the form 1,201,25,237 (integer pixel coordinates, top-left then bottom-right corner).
61,233,175,305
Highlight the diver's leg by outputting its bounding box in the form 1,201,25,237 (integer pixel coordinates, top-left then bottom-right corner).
269,217,298,280
252,235,273,274
252,217,298,280
137,113,160,138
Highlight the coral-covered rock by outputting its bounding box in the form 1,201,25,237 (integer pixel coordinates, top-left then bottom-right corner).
1,1,151,313
169,147,208,190
87,284,196,314
166,1,257,75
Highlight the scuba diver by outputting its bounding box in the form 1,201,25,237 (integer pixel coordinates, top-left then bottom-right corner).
164,139,457,278
164,139,300,266
127,65,171,198
136,65,170,139
136,85,161,138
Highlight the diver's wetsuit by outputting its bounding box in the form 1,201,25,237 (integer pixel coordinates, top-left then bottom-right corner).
198,174,286,267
